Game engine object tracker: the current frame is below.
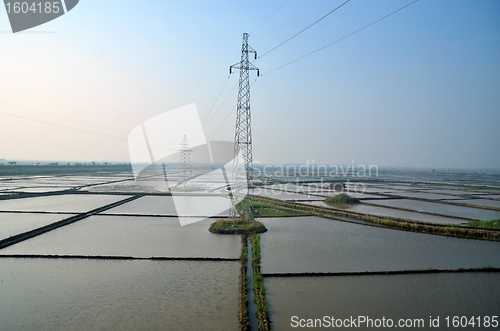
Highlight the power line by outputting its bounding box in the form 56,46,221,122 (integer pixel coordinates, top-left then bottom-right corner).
206,78,259,140
0,85,135,125
0,109,178,151
0,100,180,148
0,100,132,135
204,83,238,126
206,106,235,140
257,0,351,59
189,81,238,144
200,75,230,127
249,0,290,36
261,0,420,76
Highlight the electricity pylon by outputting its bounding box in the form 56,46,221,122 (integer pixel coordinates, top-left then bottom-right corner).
180,135,192,189
229,33,259,221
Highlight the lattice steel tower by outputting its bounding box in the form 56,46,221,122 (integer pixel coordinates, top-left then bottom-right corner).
229,33,259,220
180,135,192,189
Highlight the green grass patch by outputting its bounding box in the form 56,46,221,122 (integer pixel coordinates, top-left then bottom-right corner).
209,220,267,234
240,199,312,218
251,234,271,331
324,193,360,204
467,219,500,229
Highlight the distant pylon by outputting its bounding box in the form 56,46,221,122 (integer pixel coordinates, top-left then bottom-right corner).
180,135,192,189
229,33,259,221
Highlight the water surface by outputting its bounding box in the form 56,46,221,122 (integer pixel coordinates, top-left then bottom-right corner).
103,195,231,217
0,194,131,213
0,213,75,240
381,191,464,200
0,258,239,331
0,215,240,258
303,201,467,224
266,273,500,331
450,199,500,209
260,217,500,273
367,199,500,220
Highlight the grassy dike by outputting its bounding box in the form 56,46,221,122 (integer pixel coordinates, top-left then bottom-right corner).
251,234,271,331
239,235,250,331
251,196,500,242
467,219,500,229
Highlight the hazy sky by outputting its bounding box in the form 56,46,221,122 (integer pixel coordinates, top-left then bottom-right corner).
0,0,499,168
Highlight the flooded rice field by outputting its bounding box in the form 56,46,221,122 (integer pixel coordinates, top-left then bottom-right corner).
262,184,384,199
304,201,467,224
367,199,500,220
369,184,428,191
265,273,500,331
0,258,239,331
6,187,76,193
1,170,499,330
479,194,500,199
259,217,500,274
82,180,168,193
0,213,75,240
0,194,130,213
413,188,485,195
254,189,324,201
344,186,401,194
103,195,231,217
449,199,500,209
0,215,240,259
380,191,464,200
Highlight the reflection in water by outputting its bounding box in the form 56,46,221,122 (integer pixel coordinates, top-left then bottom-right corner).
0,258,239,331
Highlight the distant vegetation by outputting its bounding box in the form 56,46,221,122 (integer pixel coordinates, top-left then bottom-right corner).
467,219,500,229
0,164,132,176
325,193,360,204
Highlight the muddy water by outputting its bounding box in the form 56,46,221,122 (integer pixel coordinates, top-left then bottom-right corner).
0,215,240,259
259,217,500,274
0,258,239,330
265,273,500,331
